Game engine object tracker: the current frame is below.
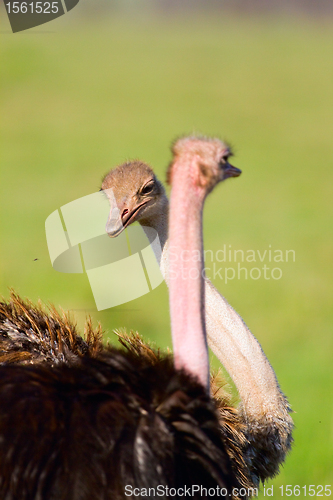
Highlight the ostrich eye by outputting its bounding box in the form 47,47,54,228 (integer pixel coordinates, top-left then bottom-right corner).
141,181,154,195
221,151,231,162
220,149,233,166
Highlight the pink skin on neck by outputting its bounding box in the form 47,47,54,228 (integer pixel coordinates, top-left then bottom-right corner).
169,156,209,390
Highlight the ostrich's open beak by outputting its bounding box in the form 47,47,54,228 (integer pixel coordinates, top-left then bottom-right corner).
223,163,242,179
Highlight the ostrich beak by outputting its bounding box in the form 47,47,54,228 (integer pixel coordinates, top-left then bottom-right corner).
223,162,242,179
106,201,149,238
105,206,125,237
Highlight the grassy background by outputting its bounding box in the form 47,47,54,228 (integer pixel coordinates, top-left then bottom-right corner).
1,7,332,496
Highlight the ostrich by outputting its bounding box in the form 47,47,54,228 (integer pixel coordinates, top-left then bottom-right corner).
0,136,247,500
101,139,293,487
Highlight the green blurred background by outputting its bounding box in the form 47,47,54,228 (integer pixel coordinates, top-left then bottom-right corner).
1,2,332,497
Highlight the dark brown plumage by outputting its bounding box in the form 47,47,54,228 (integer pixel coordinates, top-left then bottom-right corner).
0,292,103,365
0,293,244,500
0,291,291,498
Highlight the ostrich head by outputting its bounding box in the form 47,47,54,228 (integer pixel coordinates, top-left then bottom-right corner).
167,136,241,192
101,161,168,237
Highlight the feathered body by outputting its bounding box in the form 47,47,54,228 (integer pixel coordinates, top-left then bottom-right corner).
0,293,291,499
0,293,246,500
0,293,103,366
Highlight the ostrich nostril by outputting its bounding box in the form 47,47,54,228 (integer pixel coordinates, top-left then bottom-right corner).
122,209,129,219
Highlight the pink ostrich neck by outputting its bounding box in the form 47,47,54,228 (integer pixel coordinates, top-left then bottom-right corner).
169,156,209,390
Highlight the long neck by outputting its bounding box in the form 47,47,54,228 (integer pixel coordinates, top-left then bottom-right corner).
204,289,285,416
138,188,283,412
168,163,209,390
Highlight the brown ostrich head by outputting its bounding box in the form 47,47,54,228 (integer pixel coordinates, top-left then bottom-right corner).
101,161,167,237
